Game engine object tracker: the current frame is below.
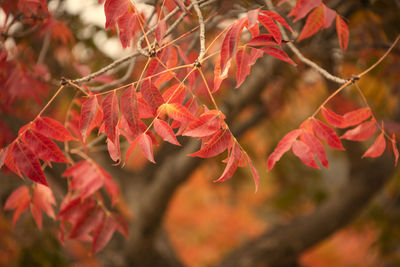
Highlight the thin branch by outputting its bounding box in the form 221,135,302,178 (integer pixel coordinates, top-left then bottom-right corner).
90,57,136,92
192,0,206,58
264,0,347,84
71,51,140,84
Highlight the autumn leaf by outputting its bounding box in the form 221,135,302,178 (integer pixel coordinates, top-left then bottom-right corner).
33,117,76,141
342,108,371,127
183,111,222,137
247,34,278,47
336,15,349,51
267,129,300,170
259,47,296,66
341,120,376,141
102,90,119,144
80,96,103,143
311,119,344,150
161,103,195,123
11,141,48,185
292,140,319,168
141,80,164,110
121,86,141,137
362,133,386,158
4,186,31,227
215,142,242,183
91,215,118,254
154,119,180,146
258,14,281,44
261,10,293,32
297,5,324,42
300,130,328,168
138,133,155,163
189,129,231,158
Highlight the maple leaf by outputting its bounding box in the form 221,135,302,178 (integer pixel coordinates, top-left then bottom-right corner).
267,129,301,170
362,133,386,158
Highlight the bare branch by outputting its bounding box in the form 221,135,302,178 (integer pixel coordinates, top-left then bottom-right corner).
192,0,206,58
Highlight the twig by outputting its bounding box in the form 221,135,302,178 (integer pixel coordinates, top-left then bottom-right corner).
91,57,136,92
264,0,347,84
192,0,206,59
71,51,140,84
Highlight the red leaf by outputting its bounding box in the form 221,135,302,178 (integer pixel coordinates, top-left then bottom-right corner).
258,14,281,44
138,133,155,163
235,49,251,88
33,117,76,141
32,184,56,219
288,0,322,21
321,107,345,128
189,129,231,158
162,84,187,104
213,58,231,93
80,96,103,143
246,154,260,192
301,130,328,168
70,207,104,239
261,10,293,32
322,4,336,28
297,5,324,42
215,142,242,182
104,0,131,29
4,186,30,227
22,130,68,163
342,108,371,127
341,120,376,141
260,47,296,66
247,8,259,28
30,203,42,229
154,119,180,146
102,90,119,144
247,34,278,47
162,103,195,123
117,9,138,48
0,146,9,169
292,140,319,168
220,18,247,72
121,86,141,137
183,111,222,137
311,119,344,150
141,80,164,110
91,215,118,254
392,134,399,166
107,136,121,162
362,133,386,158
267,129,300,170
336,15,349,51
12,141,48,185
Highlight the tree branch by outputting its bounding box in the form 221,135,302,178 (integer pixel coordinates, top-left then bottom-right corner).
264,0,347,84
192,0,206,58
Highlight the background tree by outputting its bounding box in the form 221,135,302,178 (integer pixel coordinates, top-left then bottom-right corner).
0,0,400,266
